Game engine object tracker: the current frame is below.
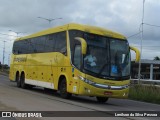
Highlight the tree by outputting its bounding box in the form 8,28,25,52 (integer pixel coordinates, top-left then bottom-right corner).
154,56,160,60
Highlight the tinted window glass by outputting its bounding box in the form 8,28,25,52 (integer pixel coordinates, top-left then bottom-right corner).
28,38,37,53
13,40,28,54
12,31,66,54
13,41,20,54
69,30,83,61
74,45,81,69
45,34,56,52
20,40,28,54
55,32,66,54
36,36,46,53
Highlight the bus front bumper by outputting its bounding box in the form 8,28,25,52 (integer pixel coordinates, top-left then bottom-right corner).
78,77,129,98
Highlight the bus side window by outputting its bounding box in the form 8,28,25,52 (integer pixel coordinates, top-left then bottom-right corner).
36,36,46,53
12,42,18,54
45,34,56,52
73,45,82,69
55,32,67,55
13,41,26,54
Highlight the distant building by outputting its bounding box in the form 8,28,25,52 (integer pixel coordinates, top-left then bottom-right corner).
131,59,160,80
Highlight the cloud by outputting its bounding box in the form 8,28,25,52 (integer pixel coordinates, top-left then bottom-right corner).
0,0,160,64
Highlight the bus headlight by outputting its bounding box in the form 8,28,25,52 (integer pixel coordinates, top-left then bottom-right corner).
78,76,95,85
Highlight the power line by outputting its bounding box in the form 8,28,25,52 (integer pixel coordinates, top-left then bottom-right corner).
127,31,142,38
127,23,160,39
143,23,160,28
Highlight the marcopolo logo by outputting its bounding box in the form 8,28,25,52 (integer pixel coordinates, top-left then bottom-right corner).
14,57,27,62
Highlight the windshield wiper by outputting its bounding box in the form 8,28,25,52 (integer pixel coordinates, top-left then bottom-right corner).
114,52,122,77
97,62,109,77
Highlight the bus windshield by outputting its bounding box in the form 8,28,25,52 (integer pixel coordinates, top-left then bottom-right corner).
83,33,130,80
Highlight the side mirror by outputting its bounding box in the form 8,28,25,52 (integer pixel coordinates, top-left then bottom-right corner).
74,37,87,55
130,46,140,62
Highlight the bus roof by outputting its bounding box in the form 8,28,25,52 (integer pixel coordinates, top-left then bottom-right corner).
16,23,126,41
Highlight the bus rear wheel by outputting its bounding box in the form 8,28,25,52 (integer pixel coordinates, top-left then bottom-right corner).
20,73,26,89
16,73,21,88
59,79,71,99
96,97,108,103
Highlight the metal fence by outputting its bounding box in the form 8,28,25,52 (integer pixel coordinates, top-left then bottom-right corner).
130,79,160,86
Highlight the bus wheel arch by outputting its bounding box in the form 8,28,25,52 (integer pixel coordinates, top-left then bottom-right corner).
58,75,72,99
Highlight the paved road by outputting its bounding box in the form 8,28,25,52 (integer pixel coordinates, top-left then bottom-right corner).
0,74,160,120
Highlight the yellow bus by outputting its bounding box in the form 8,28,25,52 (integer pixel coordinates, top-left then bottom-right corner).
9,23,140,103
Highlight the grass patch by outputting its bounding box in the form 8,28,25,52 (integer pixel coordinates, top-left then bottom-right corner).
0,68,9,75
129,84,160,104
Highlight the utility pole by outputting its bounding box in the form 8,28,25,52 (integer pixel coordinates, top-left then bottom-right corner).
2,40,6,71
138,0,145,84
8,54,10,66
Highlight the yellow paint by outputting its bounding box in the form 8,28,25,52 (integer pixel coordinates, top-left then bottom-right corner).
9,23,139,99
74,37,87,55
130,46,140,62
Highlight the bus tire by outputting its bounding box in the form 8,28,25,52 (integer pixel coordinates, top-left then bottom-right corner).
16,72,21,88
59,78,71,99
26,85,33,89
96,97,108,103
20,73,26,89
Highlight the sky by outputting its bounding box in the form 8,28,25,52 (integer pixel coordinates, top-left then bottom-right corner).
0,0,160,65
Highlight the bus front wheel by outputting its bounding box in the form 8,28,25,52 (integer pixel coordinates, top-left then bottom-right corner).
59,79,71,99
96,97,108,103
